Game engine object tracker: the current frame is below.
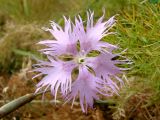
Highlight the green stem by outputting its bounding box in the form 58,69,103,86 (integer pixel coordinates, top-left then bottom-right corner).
0,93,36,118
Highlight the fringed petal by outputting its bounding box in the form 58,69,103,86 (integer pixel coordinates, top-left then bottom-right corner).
34,58,77,98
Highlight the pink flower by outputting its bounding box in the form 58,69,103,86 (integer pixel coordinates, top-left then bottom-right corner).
33,11,129,112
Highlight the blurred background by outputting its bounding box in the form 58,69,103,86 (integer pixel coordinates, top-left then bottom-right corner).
0,0,160,119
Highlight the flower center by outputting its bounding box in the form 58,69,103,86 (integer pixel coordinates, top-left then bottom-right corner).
78,57,85,64
74,55,86,64
74,50,86,64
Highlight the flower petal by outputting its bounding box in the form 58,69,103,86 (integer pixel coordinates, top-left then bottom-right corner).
86,53,121,78
39,17,78,56
34,58,77,98
65,66,99,112
65,66,118,112
75,11,116,54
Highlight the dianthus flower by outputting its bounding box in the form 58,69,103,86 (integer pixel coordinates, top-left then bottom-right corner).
33,11,130,112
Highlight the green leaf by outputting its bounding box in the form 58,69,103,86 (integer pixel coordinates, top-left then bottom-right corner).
13,49,41,59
